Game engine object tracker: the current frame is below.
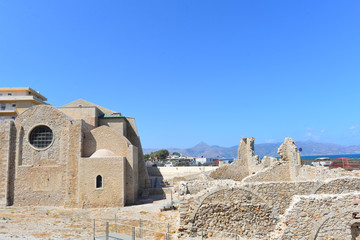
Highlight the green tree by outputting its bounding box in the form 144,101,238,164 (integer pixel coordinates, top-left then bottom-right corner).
144,154,151,161
150,149,169,160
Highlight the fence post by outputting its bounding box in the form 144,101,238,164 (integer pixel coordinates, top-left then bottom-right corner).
106,222,109,240
93,219,96,240
168,223,170,233
115,214,117,233
139,218,142,238
170,190,173,205
132,227,135,240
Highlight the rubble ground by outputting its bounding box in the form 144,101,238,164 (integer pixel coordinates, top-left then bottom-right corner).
0,192,179,240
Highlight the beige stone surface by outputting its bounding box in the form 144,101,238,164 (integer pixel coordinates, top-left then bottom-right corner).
61,99,115,115
79,157,125,208
179,137,360,239
0,192,179,239
1,100,149,209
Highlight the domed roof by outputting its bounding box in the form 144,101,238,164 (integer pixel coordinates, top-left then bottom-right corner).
90,149,117,158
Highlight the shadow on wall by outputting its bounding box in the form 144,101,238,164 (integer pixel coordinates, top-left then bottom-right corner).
143,166,166,202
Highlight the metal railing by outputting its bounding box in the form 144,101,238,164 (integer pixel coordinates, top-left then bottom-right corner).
92,216,178,240
301,158,360,171
0,107,16,111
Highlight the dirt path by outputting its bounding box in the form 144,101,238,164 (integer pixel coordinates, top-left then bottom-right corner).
0,192,179,239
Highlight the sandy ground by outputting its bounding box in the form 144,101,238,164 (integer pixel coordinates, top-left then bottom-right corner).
0,190,179,240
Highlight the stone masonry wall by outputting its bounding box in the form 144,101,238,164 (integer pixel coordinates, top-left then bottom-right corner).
0,121,16,206
125,117,150,190
13,105,81,207
79,157,125,208
83,125,130,158
178,177,360,239
210,137,277,181
272,192,360,239
242,162,291,182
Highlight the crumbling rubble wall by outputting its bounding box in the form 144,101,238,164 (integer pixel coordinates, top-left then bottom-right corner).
272,192,360,239
295,164,357,181
210,137,276,181
242,162,291,182
179,137,360,239
178,177,360,239
211,137,357,184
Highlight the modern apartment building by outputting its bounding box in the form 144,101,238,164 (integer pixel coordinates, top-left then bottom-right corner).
0,87,47,120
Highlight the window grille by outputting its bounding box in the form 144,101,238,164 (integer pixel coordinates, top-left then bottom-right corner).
29,125,53,149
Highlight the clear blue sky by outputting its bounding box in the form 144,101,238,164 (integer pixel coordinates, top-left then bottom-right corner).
1,1,360,148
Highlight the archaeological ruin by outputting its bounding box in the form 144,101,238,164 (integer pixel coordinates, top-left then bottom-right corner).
177,137,360,239
0,99,149,208
2,98,360,239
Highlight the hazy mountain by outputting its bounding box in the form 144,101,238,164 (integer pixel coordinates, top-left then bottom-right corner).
143,141,360,158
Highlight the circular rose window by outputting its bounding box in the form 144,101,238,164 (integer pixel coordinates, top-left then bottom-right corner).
29,125,54,149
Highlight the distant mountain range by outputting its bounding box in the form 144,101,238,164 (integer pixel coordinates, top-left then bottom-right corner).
143,141,360,158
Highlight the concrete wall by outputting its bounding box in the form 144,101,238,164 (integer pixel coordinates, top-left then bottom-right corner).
148,166,218,179
79,157,125,208
15,102,34,109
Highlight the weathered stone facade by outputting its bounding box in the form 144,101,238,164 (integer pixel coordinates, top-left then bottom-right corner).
179,137,360,239
0,99,149,208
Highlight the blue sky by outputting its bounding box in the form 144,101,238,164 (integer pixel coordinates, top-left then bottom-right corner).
1,1,360,148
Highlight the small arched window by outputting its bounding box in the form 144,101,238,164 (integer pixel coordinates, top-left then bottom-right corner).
96,175,103,189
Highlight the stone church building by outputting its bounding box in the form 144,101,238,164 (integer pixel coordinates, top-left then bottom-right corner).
0,99,149,208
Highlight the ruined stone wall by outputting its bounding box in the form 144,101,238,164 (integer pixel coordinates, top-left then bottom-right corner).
79,157,125,208
242,162,291,182
178,177,360,239
237,137,262,173
208,162,248,181
210,137,276,181
272,192,360,239
295,164,358,181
